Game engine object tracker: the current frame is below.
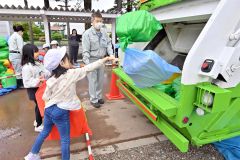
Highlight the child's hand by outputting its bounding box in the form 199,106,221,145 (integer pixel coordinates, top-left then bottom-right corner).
103,56,119,63
112,58,119,64
38,75,45,86
39,75,45,82
103,56,112,62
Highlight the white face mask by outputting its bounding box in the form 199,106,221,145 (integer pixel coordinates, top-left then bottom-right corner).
94,22,103,30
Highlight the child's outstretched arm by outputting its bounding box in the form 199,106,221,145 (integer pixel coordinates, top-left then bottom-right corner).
70,56,117,82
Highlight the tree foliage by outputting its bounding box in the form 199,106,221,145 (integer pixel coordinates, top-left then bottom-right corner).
13,22,44,41
51,31,63,41
110,0,140,12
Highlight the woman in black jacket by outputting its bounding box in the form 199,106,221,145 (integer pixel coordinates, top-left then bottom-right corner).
69,29,81,65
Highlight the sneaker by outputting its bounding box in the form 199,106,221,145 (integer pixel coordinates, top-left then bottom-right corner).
24,152,41,160
90,102,101,108
98,99,105,104
33,120,37,127
34,125,43,132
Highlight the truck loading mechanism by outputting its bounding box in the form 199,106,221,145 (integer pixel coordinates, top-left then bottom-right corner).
114,0,240,152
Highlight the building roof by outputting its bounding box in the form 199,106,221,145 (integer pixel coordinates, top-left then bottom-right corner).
0,5,120,23
51,24,65,31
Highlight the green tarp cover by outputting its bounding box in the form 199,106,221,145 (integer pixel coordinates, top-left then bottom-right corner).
116,10,162,51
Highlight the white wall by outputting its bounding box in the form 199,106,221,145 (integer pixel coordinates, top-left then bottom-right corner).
0,21,11,37
67,23,85,35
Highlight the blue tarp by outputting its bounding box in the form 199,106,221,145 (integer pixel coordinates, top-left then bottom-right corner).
0,86,17,96
123,48,181,88
213,136,240,160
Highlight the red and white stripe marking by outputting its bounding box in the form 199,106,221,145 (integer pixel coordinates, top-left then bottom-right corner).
85,133,94,160
0,74,20,80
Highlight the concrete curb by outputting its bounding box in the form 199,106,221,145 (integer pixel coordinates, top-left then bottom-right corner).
44,135,168,160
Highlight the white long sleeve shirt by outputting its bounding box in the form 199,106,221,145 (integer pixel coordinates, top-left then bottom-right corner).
42,59,105,111
22,62,50,88
8,32,24,54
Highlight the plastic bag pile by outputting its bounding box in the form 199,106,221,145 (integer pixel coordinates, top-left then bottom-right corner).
0,36,17,96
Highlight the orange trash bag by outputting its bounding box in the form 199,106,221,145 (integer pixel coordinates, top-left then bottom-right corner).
35,82,92,140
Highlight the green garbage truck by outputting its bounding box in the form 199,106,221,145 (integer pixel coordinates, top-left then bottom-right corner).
114,0,240,152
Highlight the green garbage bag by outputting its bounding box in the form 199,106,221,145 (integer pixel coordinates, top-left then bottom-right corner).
172,77,181,91
153,83,175,96
0,47,9,59
154,83,171,92
154,77,181,100
172,77,181,100
0,46,8,52
140,0,181,11
1,73,17,88
0,36,7,48
175,92,180,100
116,10,162,51
0,62,7,74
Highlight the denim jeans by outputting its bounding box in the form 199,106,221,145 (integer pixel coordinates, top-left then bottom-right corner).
31,105,70,160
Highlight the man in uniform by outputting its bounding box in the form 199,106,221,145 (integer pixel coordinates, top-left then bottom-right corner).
82,12,114,108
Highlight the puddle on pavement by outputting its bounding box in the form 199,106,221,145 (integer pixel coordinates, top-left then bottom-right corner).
86,109,120,142
0,127,21,140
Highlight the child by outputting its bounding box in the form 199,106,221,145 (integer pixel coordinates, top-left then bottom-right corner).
21,44,49,132
42,43,50,53
50,40,59,49
24,46,116,160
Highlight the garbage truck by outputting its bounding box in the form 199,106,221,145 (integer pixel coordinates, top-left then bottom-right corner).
114,0,240,152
